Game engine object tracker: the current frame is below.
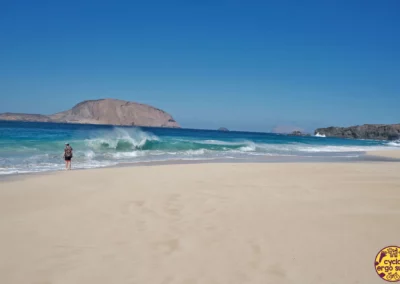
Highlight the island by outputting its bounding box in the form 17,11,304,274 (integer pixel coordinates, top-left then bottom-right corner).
0,99,180,128
218,127,229,132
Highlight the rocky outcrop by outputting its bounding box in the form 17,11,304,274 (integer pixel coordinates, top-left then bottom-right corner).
0,113,52,122
218,127,229,132
290,130,303,136
288,130,311,137
314,124,400,140
0,99,180,128
272,125,305,134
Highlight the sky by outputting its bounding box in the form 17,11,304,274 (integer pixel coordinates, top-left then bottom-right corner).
0,0,399,132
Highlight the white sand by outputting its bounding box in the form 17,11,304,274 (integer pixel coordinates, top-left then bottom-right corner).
1,161,400,284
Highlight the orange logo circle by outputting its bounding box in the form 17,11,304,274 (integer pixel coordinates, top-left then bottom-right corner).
375,246,400,282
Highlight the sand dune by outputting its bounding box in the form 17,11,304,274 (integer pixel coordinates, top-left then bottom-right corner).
1,161,400,284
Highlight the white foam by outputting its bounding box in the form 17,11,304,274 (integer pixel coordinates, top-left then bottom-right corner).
85,150,96,159
236,140,256,152
111,151,141,159
239,145,256,152
386,140,400,147
314,132,326,138
184,149,207,155
0,169,33,175
195,139,245,146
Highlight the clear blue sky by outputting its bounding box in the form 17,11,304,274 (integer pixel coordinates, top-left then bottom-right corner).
1,0,399,132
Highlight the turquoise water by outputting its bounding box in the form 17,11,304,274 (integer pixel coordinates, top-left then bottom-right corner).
0,121,398,174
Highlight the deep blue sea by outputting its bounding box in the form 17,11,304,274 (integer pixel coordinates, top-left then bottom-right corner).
0,121,399,175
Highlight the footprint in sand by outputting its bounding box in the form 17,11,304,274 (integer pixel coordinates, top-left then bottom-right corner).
154,238,180,255
164,194,183,218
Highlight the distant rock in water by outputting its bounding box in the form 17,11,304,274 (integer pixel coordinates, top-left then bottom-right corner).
315,124,400,140
290,130,303,136
218,127,229,132
272,125,305,134
288,130,311,137
0,99,180,128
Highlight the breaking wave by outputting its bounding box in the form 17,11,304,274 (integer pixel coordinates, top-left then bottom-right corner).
85,128,160,151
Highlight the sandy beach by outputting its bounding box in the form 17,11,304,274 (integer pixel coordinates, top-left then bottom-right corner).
367,150,400,159
1,153,400,284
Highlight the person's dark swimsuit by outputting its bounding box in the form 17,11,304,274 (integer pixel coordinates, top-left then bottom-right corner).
64,146,73,161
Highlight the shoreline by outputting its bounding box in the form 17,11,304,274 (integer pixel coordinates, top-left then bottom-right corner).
1,150,400,180
365,150,400,159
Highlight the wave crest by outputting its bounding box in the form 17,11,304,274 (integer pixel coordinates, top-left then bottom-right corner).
85,127,160,151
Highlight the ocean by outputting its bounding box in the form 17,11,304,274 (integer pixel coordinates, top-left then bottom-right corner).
0,121,399,175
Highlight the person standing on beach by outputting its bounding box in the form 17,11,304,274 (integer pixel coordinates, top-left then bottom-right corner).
64,143,73,170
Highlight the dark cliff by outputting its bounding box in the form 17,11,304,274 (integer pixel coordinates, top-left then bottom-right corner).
314,124,400,140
